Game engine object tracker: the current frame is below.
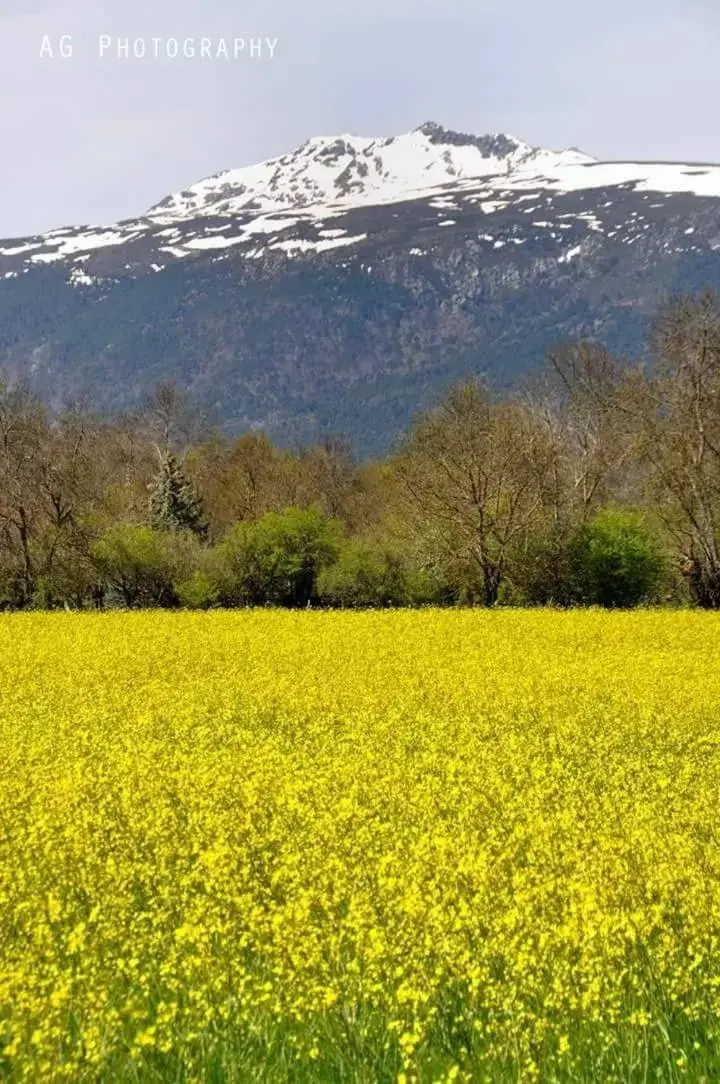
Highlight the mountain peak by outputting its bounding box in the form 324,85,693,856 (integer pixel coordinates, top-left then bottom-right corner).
414,121,527,157
145,122,596,222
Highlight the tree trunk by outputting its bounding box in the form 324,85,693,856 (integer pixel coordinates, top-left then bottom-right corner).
482,564,501,607
682,554,720,609
17,507,34,607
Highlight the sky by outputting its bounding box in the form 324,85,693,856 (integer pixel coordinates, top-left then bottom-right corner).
0,0,718,238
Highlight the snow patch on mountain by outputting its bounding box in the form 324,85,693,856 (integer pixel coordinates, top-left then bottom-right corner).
69,268,96,287
184,235,248,251
505,159,720,198
0,241,41,257
269,234,368,255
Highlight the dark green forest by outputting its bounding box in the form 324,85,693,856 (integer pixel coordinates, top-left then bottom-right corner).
2,293,720,611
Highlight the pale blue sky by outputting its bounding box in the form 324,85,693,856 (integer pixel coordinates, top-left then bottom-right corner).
0,0,718,237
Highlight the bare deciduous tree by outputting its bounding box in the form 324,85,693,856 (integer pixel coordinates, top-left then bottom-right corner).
396,380,559,605
634,292,720,607
528,340,637,524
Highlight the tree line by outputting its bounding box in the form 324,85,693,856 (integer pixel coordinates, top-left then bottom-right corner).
2,292,720,611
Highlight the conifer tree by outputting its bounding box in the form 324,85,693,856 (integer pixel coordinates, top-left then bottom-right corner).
148,451,207,537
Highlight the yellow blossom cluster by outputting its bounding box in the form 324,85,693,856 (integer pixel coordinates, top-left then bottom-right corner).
0,610,719,1081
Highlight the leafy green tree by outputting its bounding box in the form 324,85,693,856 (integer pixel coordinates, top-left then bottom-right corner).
149,451,207,537
509,510,667,608
213,506,341,607
210,520,272,607
575,509,667,608
175,570,219,610
91,524,179,608
258,506,342,606
317,539,442,608
506,522,584,607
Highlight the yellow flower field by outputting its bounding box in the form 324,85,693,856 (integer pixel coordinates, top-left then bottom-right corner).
0,611,719,1081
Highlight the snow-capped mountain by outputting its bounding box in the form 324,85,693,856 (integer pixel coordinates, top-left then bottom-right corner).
1,121,720,453
2,121,720,274
145,122,595,221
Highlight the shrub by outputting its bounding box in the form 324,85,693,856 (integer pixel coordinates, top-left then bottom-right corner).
91,524,179,608
508,511,668,609
175,570,219,610
576,509,667,608
213,507,342,608
507,522,585,607
317,540,443,608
